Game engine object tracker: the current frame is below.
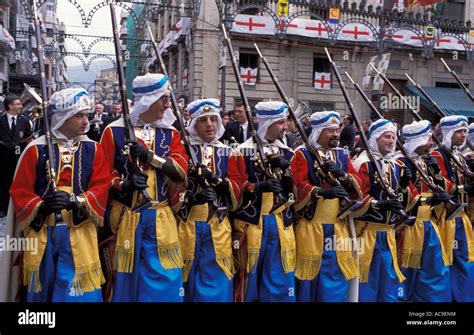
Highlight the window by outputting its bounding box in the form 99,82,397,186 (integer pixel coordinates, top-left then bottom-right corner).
239,50,258,69
309,102,335,112
313,55,330,86
439,0,465,21
313,55,330,73
238,50,259,84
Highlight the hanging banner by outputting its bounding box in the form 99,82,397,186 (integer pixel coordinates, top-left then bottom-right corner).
278,0,289,17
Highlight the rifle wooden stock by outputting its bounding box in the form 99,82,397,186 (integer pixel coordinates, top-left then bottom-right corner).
220,25,269,173
369,63,474,178
109,3,134,142
326,48,414,227
32,0,57,191
255,43,357,218
146,26,200,168
147,26,226,221
440,58,474,102
346,72,443,193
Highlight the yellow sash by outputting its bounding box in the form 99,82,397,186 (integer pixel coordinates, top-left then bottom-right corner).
355,221,405,283
23,186,104,294
400,201,448,269
178,203,234,282
295,197,358,280
438,210,474,265
232,192,295,274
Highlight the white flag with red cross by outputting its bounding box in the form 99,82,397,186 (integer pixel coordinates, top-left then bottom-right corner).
240,67,258,86
338,23,374,42
285,18,330,39
232,14,275,36
314,72,331,90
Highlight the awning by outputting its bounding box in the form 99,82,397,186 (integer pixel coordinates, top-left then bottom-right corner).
404,85,474,117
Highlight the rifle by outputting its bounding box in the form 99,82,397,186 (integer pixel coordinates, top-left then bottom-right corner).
370,64,474,179
325,48,415,229
147,26,225,222
31,0,64,224
254,43,362,219
440,58,474,102
346,72,464,222
221,24,292,214
109,2,150,210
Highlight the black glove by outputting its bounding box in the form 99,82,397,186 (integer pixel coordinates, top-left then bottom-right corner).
463,182,474,196
268,155,290,170
425,191,451,206
313,185,349,200
127,140,152,163
39,191,73,216
198,166,220,186
253,179,283,193
375,199,404,211
121,172,149,192
32,191,75,232
399,166,412,189
190,188,217,205
423,156,441,174
321,161,345,178
214,177,231,195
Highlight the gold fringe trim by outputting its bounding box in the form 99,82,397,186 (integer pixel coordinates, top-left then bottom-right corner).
83,196,104,227
71,261,106,296
23,263,41,293
281,247,296,273
182,255,194,283
338,254,359,280
158,242,183,269
247,248,260,273
294,254,322,280
216,255,235,280
114,245,135,273
401,250,422,269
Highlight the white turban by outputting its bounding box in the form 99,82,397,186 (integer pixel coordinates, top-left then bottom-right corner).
187,98,225,146
255,101,288,142
368,119,398,156
130,73,176,129
402,120,432,156
48,88,92,140
469,123,474,145
440,115,468,149
308,111,340,148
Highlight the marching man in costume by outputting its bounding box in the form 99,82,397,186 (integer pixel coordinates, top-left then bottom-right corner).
227,101,296,302
100,73,188,302
9,88,110,302
177,98,236,302
431,115,474,302
291,111,363,302
352,119,418,302
397,120,451,302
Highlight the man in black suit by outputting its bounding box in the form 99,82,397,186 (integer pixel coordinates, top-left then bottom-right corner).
87,102,108,142
0,95,32,216
220,103,255,145
102,102,123,129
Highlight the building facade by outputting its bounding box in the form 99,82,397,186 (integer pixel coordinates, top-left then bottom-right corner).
138,0,474,125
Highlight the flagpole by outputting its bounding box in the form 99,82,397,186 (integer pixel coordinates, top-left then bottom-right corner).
220,2,228,111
